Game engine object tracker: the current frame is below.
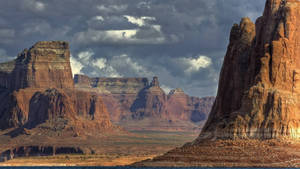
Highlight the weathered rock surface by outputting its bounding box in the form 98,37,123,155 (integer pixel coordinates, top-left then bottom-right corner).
131,77,168,120
0,41,114,133
201,0,300,140
74,74,150,122
0,41,73,90
168,89,214,124
75,75,215,131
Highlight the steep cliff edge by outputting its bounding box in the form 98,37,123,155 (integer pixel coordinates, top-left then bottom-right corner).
0,41,74,90
0,41,114,132
0,41,118,163
201,0,300,140
134,0,300,167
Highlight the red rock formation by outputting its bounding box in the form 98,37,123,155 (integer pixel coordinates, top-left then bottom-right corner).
74,74,91,89
131,77,168,119
74,74,150,122
75,75,215,131
167,88,214,124
24,89,112,132
0,41,73,90
0,41,113,133
201,0,300,140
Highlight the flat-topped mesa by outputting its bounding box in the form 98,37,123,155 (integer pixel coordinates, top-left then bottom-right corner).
94,77,149,94
0,42,115,131
74,74,149,94
0,41,74,90
199,0,300,140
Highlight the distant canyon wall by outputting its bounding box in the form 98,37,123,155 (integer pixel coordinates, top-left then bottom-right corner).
74,74,215,131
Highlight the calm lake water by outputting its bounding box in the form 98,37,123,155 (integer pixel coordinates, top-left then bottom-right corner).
0,167,291,169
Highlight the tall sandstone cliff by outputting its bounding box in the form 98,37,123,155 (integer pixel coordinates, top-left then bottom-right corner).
0,41,113,134
0,41,73,90
200,0,300,140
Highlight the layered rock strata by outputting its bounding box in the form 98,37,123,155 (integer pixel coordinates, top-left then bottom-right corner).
201,0,300,140
0,41,73,90
0,41,113,133
75,75,214,131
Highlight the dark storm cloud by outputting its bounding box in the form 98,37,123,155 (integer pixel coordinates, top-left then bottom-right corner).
0,0,265,97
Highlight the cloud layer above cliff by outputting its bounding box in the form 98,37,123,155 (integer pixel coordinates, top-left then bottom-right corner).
0,0,265,97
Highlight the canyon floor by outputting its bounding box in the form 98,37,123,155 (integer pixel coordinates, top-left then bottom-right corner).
0,129,198,166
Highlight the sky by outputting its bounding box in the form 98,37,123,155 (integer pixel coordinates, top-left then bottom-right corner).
0,0,265,97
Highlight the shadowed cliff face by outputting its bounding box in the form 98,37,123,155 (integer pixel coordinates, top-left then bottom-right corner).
130,77,168,120
201,0,300,140
75,75,215,131
0,41,114,134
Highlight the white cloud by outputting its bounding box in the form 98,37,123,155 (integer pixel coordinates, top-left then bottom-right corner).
92,58,107,69
72,49,154,78
110,54,154,77
96,4,127,13
152,25,161,32
91,57,122,78
124,15,156,27
137,1,151,9
182,55,212,73
74,49,122,78
161,85,172,94
92,16,104,22
70,55,83,77
73,15,168,45
22,0,46,12
78,50,94,63
73,28,166,45
35,1,45,11
102,66,122,78
74,29,136,44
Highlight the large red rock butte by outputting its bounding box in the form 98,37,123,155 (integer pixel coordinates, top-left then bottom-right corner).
134,0,300,167
74,75,215,131
0,41,113,134
201,0,300,140
0,41,73,90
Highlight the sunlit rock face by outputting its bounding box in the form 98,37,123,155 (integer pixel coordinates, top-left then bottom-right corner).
0,41,74,90
0,41,113,133
200,0,300,140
